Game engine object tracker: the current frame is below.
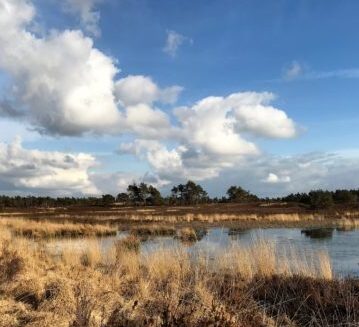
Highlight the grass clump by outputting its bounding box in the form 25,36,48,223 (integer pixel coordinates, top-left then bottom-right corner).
178,227,198,242
130,225,176,237
177,227,207,243
115,235,141,253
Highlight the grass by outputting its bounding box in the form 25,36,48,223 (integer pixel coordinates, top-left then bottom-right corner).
337,218,359,231
130,225,176,237
0,218,117,239
3,202,359,227
115,235,141,253
0,223,356,327
177,227,198,242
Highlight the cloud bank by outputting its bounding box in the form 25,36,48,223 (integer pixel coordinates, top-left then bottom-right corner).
0,138,98,195
1,0,356,197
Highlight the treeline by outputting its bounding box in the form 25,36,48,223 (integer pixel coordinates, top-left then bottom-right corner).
0,182,358,209
0,181,257,209
280,189,359,209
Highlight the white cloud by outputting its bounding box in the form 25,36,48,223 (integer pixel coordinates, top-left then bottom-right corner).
176,92,297,151
0,137,99,195
263,173,291,184
0,0,306,196
124,104,173,139
64,0,103,37
175,96,259,157
282,61,359,81
228,92,297,138
115,75,183,106
0,0,122,135
119,91,298,184
283,61,302,80
163,30,191,57
0,0,178,138
119,139,223,182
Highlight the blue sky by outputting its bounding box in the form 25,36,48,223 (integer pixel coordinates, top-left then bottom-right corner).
1,0,359,197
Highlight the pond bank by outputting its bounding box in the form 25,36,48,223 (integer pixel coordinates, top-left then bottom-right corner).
2,228,359,327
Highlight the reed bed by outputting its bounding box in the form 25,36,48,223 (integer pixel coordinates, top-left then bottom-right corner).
0,225,357,327
0,218,117,239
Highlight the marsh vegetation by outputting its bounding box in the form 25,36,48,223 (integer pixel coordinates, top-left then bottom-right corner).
0,218,358,326
0,219,116,239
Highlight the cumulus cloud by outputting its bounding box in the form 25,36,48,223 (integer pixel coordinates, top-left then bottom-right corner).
0,0,305,196
0,137,98,195
0,0,181,138
0,0,122,135
115,75,183,106
228,92,297,138
175,91,297,155
119,91,298,184
163,30,191,57
64,0,103,37
119,139,221,182
124,104,173,139
175,96,260,157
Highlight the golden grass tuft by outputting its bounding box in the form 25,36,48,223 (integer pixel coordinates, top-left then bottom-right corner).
115,235,141,253
130,225,176,237
177,227,198,242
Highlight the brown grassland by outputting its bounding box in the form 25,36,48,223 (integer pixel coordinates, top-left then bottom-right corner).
2,203,359,226
0,219,117,239
0,217,358,327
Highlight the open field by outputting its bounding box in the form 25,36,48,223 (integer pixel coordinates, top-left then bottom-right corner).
1,203,359,228
1,223,358,327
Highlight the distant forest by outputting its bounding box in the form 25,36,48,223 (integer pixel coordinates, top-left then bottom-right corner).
0,180,358,210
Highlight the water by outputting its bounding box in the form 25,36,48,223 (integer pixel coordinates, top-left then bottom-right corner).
47,227,359,277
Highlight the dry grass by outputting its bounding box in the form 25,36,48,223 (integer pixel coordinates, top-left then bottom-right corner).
337,218,359,231
130,224,176,237
217,238,333,280
0,226,357,327
177,227,198,242
0,218,117,239
115,235,141,253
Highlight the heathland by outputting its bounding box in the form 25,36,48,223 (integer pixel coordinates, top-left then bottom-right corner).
1,219,359,327
1,184,359,326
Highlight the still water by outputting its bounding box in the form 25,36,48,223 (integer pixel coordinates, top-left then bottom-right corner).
48,227,359,277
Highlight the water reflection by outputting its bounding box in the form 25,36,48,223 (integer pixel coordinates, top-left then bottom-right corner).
337,226,356,232
47,226,359,276
301,228,334,239
227,228,250,239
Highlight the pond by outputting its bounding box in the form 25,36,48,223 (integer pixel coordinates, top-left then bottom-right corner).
47,227,359,277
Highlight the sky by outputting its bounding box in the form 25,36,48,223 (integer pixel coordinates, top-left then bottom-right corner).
1,0,359,197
